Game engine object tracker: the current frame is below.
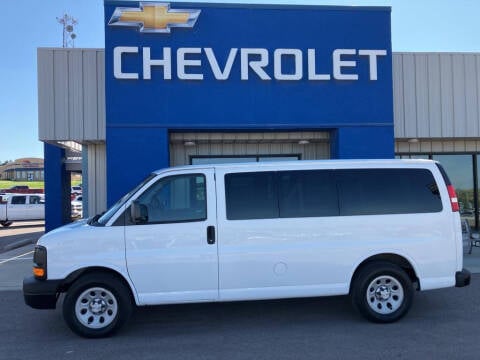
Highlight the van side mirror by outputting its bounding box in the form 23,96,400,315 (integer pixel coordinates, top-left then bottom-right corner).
130,201,148,224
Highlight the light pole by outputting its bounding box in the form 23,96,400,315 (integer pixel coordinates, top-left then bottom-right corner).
57,13,78,48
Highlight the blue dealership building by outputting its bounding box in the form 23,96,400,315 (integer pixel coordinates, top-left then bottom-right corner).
38,1,480,232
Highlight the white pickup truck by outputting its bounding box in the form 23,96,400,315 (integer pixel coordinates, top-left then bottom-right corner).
0,193,45,227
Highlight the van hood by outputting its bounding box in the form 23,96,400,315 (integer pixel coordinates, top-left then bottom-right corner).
37,219,90,246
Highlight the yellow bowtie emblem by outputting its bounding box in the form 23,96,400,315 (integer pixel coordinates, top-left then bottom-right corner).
109,3,201,33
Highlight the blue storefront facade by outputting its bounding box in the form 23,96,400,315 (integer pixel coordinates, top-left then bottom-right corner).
104,1,394,205
42,1,395,231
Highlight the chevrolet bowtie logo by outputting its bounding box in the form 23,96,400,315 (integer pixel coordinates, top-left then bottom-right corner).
108,2,201,33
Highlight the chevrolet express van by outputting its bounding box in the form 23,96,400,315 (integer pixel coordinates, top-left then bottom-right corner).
23,160,471,337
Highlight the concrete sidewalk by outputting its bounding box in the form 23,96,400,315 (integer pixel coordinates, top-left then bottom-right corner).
0,221,44,253
464,250,480,273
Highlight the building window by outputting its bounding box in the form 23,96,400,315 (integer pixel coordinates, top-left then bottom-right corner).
432,155,474,228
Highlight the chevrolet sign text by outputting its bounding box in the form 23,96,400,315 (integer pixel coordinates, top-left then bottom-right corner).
113,47,387,81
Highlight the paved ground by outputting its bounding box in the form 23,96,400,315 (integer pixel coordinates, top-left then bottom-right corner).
0,244,35,291
0,222,43,291
1,275,479,360
2,225,480,359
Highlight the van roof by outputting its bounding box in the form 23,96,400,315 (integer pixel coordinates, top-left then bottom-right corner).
153,159,436,174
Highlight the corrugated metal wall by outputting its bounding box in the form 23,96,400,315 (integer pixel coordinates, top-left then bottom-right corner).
38,48,480,147
86,144,107,216
396,139,480,154
170,132,330,166
38,48,105,142
393,52,480,140
36,49,480,219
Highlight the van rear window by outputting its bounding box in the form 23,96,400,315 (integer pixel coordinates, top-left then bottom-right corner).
224,168,443,220
225,172,278,220
336,168,442,215
278,170,338,218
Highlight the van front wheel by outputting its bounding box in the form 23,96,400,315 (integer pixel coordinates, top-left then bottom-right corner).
351,262,413,323
63,273,133,338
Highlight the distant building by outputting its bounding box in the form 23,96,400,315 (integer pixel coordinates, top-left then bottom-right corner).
0,158,44,181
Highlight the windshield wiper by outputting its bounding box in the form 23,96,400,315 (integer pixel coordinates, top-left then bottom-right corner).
88,212,105,226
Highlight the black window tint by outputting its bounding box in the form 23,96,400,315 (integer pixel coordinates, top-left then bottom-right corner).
11,196,26,205
134,174,206,224
278,170,339,218
225,172,278,220
337,168,442,216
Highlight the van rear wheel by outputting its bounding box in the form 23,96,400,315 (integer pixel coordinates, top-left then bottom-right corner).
63,273,133,338
351,262,413,323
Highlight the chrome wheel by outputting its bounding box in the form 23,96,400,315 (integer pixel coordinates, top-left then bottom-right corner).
74,287,118,329
366,275,404,315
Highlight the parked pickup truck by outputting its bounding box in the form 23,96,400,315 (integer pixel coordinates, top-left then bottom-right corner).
0,193,45,227
1,186,44,194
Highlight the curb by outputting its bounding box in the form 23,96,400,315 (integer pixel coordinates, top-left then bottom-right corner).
3,237,37,252
0,285,22,292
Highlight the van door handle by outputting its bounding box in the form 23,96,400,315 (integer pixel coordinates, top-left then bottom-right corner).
207,226,215,245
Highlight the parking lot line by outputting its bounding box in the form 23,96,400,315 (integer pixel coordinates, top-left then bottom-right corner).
0,250,34,265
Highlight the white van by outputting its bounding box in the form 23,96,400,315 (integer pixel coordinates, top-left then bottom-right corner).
23,159,470,337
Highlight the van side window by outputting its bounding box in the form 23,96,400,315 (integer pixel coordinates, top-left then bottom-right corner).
134,174,207,224
11,196,26,205
278,170,339,217
225,172,278,220
337,168,442,216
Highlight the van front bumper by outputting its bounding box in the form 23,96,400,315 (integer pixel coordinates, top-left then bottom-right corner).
23,276,62,309
455,268,471,287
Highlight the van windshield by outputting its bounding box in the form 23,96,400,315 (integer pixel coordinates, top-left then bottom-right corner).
95,174,157,226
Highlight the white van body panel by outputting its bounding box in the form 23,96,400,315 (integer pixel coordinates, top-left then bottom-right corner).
124,169,219,305
454,214,463,272
214,161,458,298
35,159,462,307
36,220,138,302
126,218,219,305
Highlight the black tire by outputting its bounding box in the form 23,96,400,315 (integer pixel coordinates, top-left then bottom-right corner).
63,273,133,338
0,221,12,227
350,262,413,323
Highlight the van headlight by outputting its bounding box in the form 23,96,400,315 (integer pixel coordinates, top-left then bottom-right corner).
33,245,47,280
